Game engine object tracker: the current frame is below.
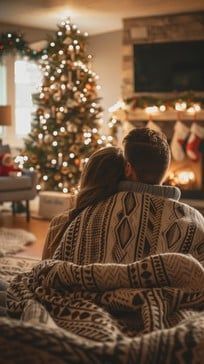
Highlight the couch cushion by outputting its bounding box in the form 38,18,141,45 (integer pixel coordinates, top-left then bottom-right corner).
0,176,33,191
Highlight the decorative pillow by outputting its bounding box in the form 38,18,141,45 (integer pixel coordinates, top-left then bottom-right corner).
0,153,21,176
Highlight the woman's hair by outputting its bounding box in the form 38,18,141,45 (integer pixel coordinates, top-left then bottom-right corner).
69,146,125,221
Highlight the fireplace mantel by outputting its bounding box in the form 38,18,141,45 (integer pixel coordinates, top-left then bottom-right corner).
125,109,204,122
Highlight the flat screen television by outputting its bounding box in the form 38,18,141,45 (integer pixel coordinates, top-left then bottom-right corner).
134,40,204,92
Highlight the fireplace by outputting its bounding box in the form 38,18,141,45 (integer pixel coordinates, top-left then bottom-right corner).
167,158,203,197
119,11,204,199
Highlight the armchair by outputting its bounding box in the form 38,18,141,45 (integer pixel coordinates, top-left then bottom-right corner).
0,144,37,222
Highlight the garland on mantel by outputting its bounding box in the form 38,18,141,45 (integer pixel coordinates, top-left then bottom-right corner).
108,93,204,136
0,32,47,61
125,93,204,112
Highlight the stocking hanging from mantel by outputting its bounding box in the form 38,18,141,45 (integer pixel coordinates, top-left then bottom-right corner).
186,123,204,161
171,121,190,161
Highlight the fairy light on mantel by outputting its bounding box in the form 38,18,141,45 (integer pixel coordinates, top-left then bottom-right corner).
175,102,187,112
187,104,201,114
108,97,203,122
145,106,159,115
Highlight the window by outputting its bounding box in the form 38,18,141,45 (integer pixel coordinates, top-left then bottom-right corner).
15,59,42,136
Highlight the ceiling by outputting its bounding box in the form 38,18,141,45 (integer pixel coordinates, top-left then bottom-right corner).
0,0,204,35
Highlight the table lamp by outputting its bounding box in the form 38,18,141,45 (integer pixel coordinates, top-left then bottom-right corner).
0,105,12,141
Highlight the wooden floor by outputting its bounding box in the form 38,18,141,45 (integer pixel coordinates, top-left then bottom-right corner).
0,211,50,259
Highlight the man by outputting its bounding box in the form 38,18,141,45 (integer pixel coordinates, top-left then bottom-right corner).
43,128,204,266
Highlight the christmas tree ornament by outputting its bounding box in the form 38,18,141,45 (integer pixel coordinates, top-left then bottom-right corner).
66,123,78,132
56,111,64,120
30,155,38,164
171,121,190,161
54,173,62,181
186,123,204,161
74,159,80,166
61,166,69,175
60,74,68,82
36,108,44,115
63,37,72,45
44,134,53,144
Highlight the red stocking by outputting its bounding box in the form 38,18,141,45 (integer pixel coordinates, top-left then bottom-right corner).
186,123,204,161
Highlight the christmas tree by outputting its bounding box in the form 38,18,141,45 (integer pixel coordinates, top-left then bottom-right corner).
23,18,111,193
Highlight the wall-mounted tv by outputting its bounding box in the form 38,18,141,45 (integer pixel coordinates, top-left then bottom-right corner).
134,40,204,92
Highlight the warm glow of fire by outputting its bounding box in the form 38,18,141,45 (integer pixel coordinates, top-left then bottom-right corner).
167,170,196,187
177,171,195,185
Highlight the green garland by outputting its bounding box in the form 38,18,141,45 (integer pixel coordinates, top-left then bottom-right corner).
125,92,204,109
0,32,47,61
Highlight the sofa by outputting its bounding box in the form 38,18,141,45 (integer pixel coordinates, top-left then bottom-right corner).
0,143,37,221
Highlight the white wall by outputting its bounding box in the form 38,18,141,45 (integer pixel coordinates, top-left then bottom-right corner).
88,30,123,125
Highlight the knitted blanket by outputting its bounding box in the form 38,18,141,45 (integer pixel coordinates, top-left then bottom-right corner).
53,192,204,265
3,252,204,363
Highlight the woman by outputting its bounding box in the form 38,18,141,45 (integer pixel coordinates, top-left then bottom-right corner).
42,146,125,259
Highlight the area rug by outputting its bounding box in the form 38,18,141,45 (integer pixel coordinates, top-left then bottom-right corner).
0,228,36,257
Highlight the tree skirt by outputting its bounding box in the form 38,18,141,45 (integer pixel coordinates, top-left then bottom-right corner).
0,228,36,257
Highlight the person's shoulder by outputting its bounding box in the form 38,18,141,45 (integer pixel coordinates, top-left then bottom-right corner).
49,210,70,227
171,199,204,221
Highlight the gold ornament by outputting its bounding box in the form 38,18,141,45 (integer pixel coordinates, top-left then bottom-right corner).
54,173,62,181
74,91,81,99
30,155,38,164
56,112,64,120
61,75,68,82
36,108,44,115
67,123,78,132
44,134,53,144
74,158,80,166
61,166,69,175
63,37,72,45
85,83,92,90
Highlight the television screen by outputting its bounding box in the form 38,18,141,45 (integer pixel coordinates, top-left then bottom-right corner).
134,40,204,92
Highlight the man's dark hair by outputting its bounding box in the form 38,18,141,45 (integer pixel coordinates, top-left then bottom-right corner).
123,128,170,184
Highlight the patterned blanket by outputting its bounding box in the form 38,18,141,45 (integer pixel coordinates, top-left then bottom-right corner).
53,192,204,265
2,252,204,363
